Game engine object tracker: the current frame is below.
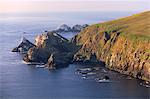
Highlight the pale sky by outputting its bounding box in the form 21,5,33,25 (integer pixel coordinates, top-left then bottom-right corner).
0,0,149,13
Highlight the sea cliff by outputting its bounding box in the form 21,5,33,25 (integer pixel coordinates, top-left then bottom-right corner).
72,11,150,81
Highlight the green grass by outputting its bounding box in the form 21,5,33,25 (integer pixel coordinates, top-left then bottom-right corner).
95,24,121,34
120,32,150,41
140,54,150,60
94,11,150,41
145,49,150,53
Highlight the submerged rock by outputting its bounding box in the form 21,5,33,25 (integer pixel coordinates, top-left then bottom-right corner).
104,76,110,80
12,37,35,54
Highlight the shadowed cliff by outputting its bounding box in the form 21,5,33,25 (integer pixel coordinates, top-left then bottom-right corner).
72,11,150,81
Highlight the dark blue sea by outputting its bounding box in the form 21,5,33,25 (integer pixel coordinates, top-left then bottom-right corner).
0,12,149,99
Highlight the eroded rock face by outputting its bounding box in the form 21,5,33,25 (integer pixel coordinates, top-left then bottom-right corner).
23,47,50,63
107,38,150,81
73,29,150,82
12,37,35,54
45,52,73,69
72,11,150,82
23,32,79,68
73,53,99,63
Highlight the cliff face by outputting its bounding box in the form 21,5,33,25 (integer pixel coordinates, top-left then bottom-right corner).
24,32,78,69
72,11,150,81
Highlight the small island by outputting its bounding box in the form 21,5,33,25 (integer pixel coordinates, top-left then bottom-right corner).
52,24,89,33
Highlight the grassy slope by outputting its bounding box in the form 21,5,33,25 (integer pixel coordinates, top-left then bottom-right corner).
95,11,150,41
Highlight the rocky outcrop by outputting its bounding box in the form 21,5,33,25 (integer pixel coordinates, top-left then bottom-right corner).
54,24,72,32
53,24,88,33
12,37,35,54
73,53,99,63
23,32,79,68
45,52,73,69
72,11,150,82
72,24,88,32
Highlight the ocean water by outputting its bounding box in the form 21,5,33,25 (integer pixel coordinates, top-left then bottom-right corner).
0,12,149,99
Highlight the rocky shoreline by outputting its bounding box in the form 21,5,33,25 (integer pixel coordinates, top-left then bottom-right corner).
12,31,100,69
12,11,150,83
71,11,150,82
12,30,150,85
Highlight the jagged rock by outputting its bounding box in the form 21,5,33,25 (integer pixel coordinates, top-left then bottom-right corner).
72,24,89,32
45,52,73,69
72,25,84,32
23,32,79,68
53,24,89,33
12,37,35,54
104,76,110,80
23,46,49,63
53,24,71,32
73,53,99,63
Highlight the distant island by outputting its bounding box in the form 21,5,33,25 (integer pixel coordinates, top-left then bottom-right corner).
12,11,150,82
52,24,89,33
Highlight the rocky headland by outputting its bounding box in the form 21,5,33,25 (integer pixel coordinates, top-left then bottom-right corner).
23,32,80,69
12,11,150,82
72,11,150,82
